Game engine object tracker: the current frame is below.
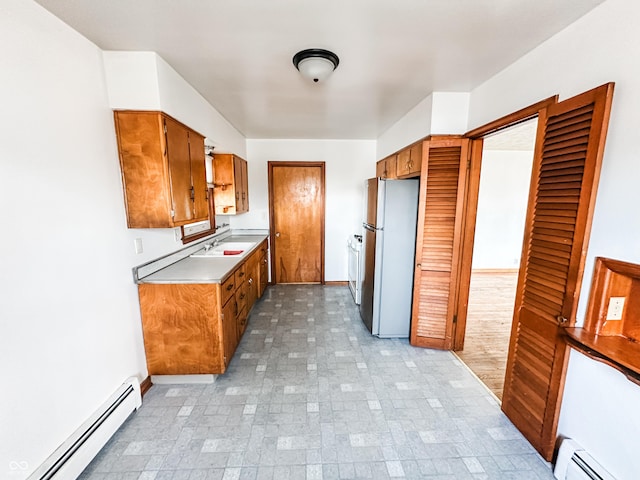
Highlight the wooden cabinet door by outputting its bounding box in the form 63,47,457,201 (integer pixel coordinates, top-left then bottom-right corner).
188,131,208,221
222,296,238,368
269,162,324,284
376,155,397,179
233,156,244,212
386,155,397,179
114,111,172,228
240,158,249,212
410,137,470,349
164,116,193,225
246,252,259,310
259,252,268,296
502,83,614,461
396,148,412,177
409,142,423,176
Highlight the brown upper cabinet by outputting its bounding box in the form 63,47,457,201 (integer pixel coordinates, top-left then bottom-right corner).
213,153,249,214
376,154,397,179
396,141,423,178
114,111,208,228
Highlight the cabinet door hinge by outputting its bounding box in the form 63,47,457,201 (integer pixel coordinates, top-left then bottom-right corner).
453,314,458,324
170,209,175,218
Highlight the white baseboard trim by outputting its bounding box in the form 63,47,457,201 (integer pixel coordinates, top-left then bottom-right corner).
151,374,217,384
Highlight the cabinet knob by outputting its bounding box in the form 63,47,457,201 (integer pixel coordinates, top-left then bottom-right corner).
226,283,234,291
275,232,280,237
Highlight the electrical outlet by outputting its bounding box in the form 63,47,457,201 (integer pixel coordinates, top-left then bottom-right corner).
174,228,182,242
134,238,143,254
606,296,625,320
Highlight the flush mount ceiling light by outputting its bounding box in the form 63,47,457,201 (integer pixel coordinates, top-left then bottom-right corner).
292,49,340,83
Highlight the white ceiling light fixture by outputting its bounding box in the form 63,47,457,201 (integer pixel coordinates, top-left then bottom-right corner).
292,49,339,83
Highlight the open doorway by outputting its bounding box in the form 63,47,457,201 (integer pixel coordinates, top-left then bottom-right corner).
455,119,537,400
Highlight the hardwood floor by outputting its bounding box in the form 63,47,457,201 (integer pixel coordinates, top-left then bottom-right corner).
455,270,519,400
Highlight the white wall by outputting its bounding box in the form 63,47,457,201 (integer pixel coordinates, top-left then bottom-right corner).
240,140,376,281
376,94,433,159
103,51,246,157
0,1,147,477
430,92,470,135
0,3,249,477
471,150,533,270
467,0,640,477
376,92,470,160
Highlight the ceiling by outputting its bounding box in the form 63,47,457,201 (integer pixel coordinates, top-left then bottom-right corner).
35,0,604,140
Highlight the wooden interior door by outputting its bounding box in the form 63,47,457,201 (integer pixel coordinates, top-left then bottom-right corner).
502,83,614,461
268,162,325,284
410,137,470,348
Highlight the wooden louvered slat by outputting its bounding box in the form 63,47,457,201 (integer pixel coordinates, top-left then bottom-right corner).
502,83,614,461
411,139,469,350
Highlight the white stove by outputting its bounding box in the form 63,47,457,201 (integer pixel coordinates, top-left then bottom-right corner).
347,235,363,305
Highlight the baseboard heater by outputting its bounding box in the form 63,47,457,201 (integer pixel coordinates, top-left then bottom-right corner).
554,438,615,480
28,377,142,480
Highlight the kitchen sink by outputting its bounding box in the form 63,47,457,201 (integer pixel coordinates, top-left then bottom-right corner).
190,241,256,258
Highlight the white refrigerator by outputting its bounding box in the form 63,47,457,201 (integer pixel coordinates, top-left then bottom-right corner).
359,177,419,337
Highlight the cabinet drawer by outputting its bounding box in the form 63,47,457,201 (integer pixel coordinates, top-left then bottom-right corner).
220,274,236,306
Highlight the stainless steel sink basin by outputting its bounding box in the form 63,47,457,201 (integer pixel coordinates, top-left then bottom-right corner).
191,241,256,258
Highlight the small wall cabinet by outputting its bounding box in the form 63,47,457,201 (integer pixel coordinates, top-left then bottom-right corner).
396,141,423,178
213,153,249,214
375,140,423,180
376,154,397,179
565,257,640,384
114,111,208,228
137,239,269,375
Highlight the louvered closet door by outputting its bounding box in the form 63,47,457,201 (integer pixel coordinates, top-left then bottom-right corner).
502,83,614,461
410,137,470,349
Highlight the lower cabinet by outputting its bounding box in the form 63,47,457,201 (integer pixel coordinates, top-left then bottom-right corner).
138,239,269,375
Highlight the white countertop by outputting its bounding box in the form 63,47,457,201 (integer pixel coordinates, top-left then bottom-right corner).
137,234,268,284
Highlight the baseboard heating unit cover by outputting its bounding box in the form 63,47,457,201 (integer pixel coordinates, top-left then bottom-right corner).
554,438,615,480
27,377,142,480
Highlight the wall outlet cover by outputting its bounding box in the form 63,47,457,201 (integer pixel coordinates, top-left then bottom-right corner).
606,296,625,321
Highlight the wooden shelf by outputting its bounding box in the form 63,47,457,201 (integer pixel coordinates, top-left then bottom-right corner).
565,327,640,385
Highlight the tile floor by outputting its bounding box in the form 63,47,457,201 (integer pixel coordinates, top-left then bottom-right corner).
80,285,555,479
